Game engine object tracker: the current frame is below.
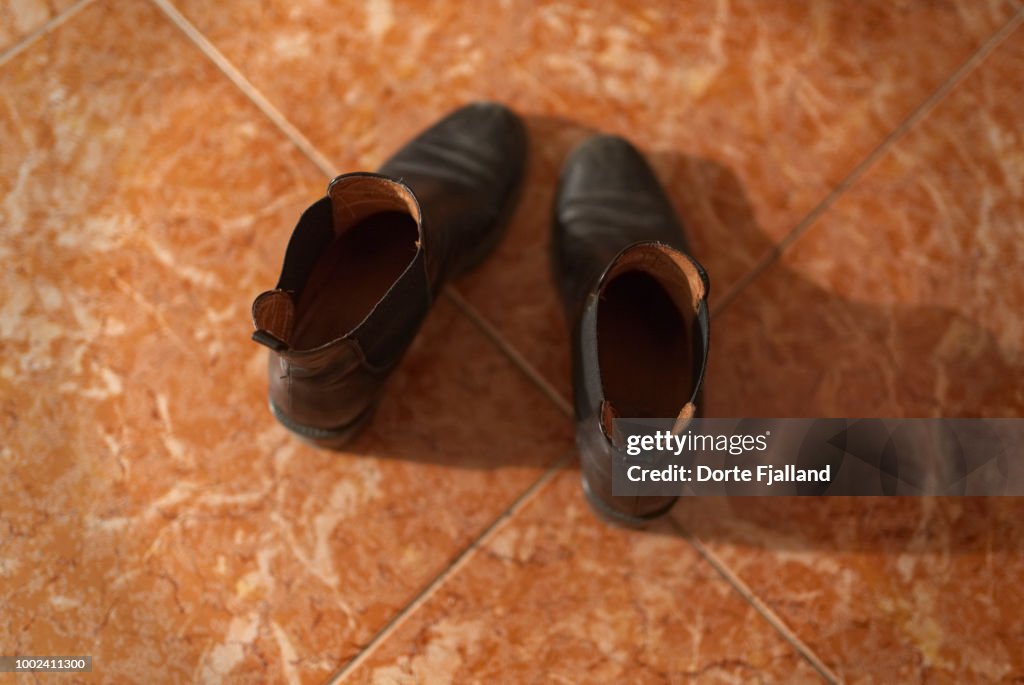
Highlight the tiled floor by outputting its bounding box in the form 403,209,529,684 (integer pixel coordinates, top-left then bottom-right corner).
1,0,1022,683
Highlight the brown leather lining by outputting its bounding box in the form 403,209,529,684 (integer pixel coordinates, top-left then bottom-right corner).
290,210,419,350
603,242,705,312
254,177,422,350
252,290,295,342
597,244,700,420
327,175,422,235
672,402,696,435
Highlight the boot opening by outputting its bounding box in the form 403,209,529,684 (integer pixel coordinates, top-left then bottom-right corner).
290,177,421,349
596,244,704,420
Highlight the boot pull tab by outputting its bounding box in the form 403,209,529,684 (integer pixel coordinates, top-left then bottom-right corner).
252,329,288,352
251,290,296,351
600,400,624,447
671,402,696,436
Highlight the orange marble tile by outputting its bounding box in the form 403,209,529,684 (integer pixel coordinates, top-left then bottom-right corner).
706,22,1024,419
0,0,76,52
0,1,571,682
346,469,826,684
703,263,1024,417
171,0,1016,393
676,24,1024,685
673,498,1024,683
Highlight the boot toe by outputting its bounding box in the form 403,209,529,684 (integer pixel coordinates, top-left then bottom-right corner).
559,134,662,204
383,101,526,188
554,134,686,255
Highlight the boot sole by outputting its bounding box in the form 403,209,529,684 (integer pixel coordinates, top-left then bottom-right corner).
269,398,378,450
580,471,678,528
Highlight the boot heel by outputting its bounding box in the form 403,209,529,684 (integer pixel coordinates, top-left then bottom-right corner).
580,468,678,528
269,399,378,450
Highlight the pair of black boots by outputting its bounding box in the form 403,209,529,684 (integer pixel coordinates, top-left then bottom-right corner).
251,103,710,525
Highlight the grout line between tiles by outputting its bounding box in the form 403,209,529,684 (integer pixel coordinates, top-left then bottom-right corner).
149,0,337,177
667,517,842,684
0,0,95,67
444,288,575,417
710,6,1024,319
323,452,573,684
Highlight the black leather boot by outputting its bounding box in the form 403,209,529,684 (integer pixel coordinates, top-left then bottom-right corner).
251,102,526,447
552,135,711,525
